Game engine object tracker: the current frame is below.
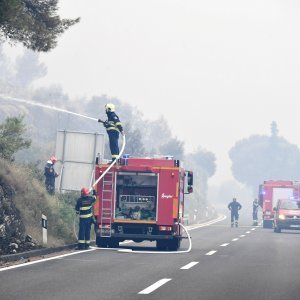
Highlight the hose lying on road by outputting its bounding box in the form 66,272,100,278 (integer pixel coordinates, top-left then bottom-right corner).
91,222,192,254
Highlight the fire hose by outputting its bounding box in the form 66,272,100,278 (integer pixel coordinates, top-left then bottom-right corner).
114,222,192,254
73,133,126,240
73,133,193,253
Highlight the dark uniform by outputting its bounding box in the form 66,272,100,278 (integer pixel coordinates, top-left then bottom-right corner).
75,192,96,250
103,111,123,162
228,199,242,227
44,160,58,195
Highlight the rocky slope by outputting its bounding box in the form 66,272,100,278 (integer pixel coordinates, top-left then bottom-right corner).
0,184,40,255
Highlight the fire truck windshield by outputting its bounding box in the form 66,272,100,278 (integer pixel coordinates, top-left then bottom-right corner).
279,200,300,210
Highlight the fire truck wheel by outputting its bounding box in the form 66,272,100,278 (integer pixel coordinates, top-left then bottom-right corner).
168,238,181,251
156,240,168,251
96,237,108,248
263,220,272,228
108,239,119,248
274,226,281,233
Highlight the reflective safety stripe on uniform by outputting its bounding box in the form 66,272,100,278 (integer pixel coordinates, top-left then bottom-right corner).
80,206,92,210
107,127,120,132
78,218,92,247
80,213,93,218
79,205,93,218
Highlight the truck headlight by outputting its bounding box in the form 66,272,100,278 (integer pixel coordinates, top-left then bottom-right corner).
278,214,286,220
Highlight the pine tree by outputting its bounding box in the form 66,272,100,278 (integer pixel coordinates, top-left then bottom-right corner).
0,0,79,52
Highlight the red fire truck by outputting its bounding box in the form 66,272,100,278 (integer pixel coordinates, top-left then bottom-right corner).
93,156,193,251
258,180,294,228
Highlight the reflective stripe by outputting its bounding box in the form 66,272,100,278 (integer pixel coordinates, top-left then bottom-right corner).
115,122,122,126
112,155,118,158
80,206,92,211
80,213,93,218
78,240,85,243
106,127,120,132
86,240,90,244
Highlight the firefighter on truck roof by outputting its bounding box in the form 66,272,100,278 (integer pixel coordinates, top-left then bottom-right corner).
98,103,124,163
75,187,96,250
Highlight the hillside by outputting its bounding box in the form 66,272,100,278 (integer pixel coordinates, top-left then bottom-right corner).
0,159,76,255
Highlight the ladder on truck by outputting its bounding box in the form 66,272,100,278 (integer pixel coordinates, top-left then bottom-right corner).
100,170,114,237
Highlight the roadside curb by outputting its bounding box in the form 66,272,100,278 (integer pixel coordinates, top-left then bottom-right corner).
0,243,77,262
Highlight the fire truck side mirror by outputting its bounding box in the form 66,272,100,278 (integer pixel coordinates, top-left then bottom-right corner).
187,171,193,186
185,171,193,194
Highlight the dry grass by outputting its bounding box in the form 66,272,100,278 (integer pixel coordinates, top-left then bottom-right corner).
0,159,76,247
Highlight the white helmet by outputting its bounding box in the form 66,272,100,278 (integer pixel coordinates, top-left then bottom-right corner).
105,103,115,112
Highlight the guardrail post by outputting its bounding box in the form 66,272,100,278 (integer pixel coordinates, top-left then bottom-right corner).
42,214,48,245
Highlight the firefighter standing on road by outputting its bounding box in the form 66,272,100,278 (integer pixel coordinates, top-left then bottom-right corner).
44,156,59,195
98,103,124,163
75,187,97,250
228,198,242,227
252,198,259,226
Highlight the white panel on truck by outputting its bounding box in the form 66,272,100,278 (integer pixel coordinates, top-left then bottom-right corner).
55,130,105,192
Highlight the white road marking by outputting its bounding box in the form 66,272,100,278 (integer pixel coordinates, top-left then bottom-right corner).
251,228,256,231
220,243,230,247
232,238,239,241
246,231,251,234
239,235,246,238
138,278,172,294
180,261,199,270
206,250,217,255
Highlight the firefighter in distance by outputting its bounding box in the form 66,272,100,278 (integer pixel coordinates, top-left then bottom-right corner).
44,156,59,195
252,198,259,226
75,187,96,250
98,103,124,163
228,197,242,227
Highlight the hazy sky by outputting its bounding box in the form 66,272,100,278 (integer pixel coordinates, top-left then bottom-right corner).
28,0,300,185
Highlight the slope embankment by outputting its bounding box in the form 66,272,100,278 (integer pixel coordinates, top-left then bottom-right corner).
0,159,75,255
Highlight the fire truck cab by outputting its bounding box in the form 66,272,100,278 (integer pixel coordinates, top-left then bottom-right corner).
259,180,294,228
93,156,193,251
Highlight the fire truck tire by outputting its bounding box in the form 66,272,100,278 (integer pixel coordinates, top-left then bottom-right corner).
274,226,281,233
156,240,168,251
263,220,272,228
168,238,181,251
96,237,108,248
108,239,119,248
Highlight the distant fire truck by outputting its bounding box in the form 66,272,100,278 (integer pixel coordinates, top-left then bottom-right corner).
93,156,193,251
258,180,294,228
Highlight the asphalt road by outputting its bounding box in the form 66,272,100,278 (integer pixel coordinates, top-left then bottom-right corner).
1,212,300,300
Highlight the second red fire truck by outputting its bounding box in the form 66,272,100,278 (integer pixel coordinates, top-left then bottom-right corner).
93,156,193,251
258,180,295,228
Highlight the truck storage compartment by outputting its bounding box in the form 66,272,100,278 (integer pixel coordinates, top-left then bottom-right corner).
115,172,157,221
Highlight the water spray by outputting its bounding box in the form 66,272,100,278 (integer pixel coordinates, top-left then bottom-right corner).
0,94,98,122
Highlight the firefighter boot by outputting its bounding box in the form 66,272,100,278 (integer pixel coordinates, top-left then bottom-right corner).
231,222,234,228
235,221,238,228
76,243,85,250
